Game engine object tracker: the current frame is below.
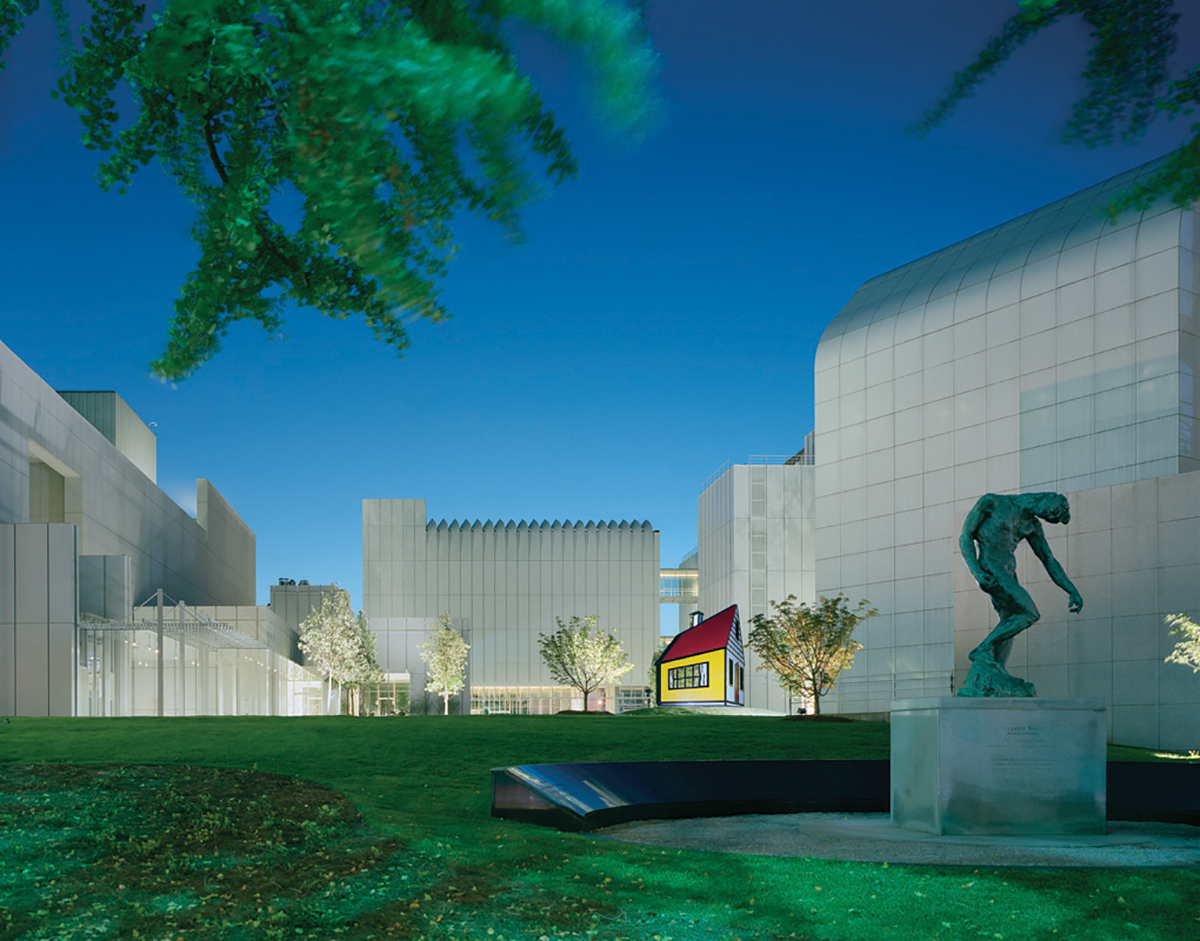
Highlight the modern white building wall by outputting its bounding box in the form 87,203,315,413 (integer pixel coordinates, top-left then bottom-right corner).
814,155,1200,747
0,339,288,717
697,461,816,712
0,523,77,716
0,340,256,608
57,391,157,483
363,499,660,712
269,581,338,635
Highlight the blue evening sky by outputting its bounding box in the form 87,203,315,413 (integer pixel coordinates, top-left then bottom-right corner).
2,1,1197,633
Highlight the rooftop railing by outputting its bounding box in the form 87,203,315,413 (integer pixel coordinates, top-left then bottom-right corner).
700,450,815,492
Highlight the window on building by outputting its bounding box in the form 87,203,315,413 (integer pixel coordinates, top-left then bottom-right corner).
667,662,709,690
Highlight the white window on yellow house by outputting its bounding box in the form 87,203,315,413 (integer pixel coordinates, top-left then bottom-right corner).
668,662,709,690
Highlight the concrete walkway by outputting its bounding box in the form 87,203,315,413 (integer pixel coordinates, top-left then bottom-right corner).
592,812,1200,868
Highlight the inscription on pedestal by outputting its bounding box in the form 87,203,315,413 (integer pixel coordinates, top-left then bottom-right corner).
891,698,1107,836
990,724,1055,793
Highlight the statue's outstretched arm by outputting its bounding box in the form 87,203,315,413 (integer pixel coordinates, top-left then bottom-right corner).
1028,524,1083,613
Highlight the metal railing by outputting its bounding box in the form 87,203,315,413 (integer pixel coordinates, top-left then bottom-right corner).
747,453,814,465
701,451,815,492
700,460,733,493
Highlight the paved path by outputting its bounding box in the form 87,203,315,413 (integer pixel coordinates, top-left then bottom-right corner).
592,813,1200,868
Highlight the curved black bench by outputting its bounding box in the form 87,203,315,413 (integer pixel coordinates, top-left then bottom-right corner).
490,760,1200,832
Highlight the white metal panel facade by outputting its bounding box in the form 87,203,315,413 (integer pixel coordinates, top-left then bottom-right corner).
363,499,660,704
813,154,1200,747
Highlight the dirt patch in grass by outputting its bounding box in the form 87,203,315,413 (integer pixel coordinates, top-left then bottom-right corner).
0,763,419,938
0,763,641,941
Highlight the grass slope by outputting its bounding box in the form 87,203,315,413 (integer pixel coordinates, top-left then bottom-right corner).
0,715,1196,941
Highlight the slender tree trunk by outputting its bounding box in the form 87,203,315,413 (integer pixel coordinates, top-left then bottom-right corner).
812,688,821,716
582,688,589,712
443,691,449,715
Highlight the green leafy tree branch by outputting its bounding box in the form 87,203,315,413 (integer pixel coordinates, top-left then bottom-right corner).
1,0,659,380
1164,613,1200,673
910,0,1199,222
647,635,669,700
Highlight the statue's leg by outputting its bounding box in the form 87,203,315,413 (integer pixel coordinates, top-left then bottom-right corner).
969,575,1039,671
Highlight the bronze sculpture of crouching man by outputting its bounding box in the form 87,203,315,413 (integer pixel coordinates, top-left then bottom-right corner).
958,492,1083,697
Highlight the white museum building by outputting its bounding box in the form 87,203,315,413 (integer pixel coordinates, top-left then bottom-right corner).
0,340,318,717
811,154,1200,750
683,156,1200,749
362,498,661,714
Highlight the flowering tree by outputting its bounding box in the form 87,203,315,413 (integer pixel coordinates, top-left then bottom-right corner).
747,594,877,716
538,615,633,712
418,613,470,716
1164,613,1200,673
298,588,381,715
343,615,384,716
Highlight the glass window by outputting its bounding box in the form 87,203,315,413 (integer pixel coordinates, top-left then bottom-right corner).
667,662,709,690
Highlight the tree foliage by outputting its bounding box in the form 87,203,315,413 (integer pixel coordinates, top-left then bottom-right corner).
297,587,382,715
747,594,876,716
910,0,1200,221
538,614,632,712
418,612,470,715
0,0,658,380
1164,613,1200,672
646,635,669,699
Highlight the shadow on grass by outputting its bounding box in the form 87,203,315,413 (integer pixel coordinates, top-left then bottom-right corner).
0,764,632,941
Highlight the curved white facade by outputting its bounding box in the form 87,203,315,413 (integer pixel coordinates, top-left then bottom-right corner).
815,156,1200,749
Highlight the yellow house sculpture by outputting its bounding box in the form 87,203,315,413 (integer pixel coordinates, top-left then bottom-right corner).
656,605,745,707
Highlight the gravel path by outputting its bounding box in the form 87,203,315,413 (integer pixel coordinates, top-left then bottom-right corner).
592,812,1200,868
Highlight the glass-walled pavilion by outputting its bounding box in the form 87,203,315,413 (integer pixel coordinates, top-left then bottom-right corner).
77,595,323,717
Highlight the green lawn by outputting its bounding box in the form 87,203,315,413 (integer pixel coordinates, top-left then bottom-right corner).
0,714,1196,941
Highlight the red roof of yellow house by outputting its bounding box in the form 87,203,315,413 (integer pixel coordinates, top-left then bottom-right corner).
661,605,740,661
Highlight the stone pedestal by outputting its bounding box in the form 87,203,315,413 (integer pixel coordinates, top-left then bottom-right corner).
890,697,1107,836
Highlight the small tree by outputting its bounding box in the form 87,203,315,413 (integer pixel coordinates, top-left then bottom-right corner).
299,588,380,715
1164,614,1200,673
647,637,671,701
538,615,633,712
418,614,470,716
344,612,384,716
747,594,877,716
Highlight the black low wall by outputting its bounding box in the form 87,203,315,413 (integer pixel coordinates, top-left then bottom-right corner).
490,760,1200,831
1108,762,1200,825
